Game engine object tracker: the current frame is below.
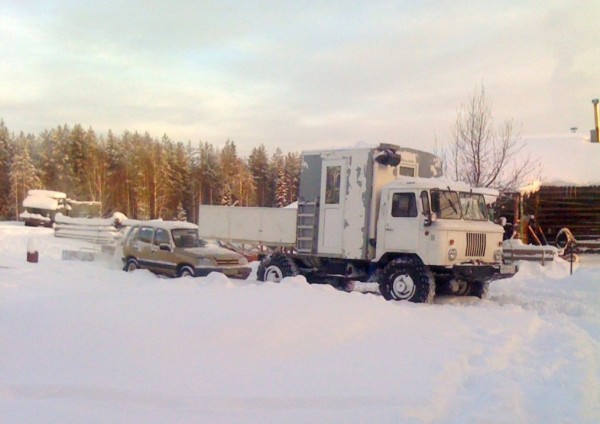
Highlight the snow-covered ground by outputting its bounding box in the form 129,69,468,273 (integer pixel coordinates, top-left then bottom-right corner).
1,222,599,423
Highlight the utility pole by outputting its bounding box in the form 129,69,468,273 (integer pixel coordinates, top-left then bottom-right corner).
593,98,600,143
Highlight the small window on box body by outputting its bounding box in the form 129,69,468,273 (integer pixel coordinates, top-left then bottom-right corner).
399,166,416,177
325,165,341,204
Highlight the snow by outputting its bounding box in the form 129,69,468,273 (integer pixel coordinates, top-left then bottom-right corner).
22,195,61,211
26,190,67,199
1,221,599,423
521,134,600,187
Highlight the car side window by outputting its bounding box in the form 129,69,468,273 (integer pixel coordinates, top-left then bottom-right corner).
124,226,139,243
154,228,170,246
137,227,154,244
391,192,417,218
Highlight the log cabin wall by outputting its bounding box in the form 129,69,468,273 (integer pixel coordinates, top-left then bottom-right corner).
524,185,600,243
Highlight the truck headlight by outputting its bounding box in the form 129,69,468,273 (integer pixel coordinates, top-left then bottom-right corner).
197,257,215,266
448,248,457,261
239,256,248,265
494,249,503,262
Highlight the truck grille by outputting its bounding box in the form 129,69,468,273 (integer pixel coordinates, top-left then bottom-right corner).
465,233,486,257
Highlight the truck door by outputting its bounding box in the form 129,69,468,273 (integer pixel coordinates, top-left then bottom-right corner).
383,191,421,252
318,159,346,255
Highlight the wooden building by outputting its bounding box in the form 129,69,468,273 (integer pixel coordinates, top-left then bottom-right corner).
495,135,600,247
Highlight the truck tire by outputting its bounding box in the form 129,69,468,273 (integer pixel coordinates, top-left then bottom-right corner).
258,253,299,282
468,281,489,299
379,258,435,303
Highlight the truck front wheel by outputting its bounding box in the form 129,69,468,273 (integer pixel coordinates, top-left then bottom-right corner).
257,253,299,283
380,259,435,303
468,281,489,299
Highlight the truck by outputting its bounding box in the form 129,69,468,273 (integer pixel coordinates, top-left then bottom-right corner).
198,144,517,303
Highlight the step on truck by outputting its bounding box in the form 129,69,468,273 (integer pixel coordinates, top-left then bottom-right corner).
198,144,517,302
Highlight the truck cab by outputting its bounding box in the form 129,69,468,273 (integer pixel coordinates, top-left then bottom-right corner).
375,178,516,300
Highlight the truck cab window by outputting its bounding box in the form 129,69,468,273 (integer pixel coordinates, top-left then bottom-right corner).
420,191,430,215
431,190,461,219
391,192,417,217
325,165,341,204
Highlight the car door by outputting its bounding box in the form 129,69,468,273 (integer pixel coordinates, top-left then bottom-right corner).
149,227,177,275
134,226,157,271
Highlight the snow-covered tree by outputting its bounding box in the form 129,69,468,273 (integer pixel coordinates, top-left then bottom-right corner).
249,145,270,206
9,134,41,219
284,152,301,205
0,120,12,219
446,84,538,191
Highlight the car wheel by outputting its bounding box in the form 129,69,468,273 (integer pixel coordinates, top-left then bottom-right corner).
379,257,435,303
257,253,299,282
179,265,195,278
124,258,138,272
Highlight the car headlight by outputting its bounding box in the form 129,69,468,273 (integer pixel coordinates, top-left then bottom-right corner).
494,249,503,262
239,256,248,265
448,248,457,261
197,257,216,266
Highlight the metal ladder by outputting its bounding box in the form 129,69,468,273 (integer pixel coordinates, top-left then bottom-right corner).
296,200,318,254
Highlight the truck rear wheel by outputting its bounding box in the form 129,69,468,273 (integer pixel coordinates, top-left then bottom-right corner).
380,258,435,303
258,253,299,282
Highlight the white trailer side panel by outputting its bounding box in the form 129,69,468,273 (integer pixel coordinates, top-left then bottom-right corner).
198,205,297,245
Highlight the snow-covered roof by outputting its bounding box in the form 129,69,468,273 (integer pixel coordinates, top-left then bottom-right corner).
23,195,61,210
388,176,500,197
27,189,67,199
520,134,600,187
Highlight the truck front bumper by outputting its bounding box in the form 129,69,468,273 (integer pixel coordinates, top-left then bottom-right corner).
452,263,518,283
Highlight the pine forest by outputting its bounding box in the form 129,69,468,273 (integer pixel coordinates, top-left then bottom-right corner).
0,120,302,222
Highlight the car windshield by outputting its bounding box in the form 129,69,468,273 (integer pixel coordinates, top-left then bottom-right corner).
172,228,203,248
431,189,461,219
459,192,489,221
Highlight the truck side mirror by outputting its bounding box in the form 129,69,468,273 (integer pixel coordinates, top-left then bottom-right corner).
424,212,437,227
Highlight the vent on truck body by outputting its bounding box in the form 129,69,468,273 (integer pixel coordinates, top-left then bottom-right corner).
465,233,486,257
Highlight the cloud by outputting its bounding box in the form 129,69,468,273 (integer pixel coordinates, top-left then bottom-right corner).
1,0,599,155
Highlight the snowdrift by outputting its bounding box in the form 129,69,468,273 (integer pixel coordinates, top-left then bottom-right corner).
1,222,599,423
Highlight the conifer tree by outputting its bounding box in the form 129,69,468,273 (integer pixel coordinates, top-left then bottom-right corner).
248,145,269,206
0,120,12,219
270,148,287,207
198,142,221,205
9,134,41,219
284,152,301,205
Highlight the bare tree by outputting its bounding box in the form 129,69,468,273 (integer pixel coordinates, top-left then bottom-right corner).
446,84,538,191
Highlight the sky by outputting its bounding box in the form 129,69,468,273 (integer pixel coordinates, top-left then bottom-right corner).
1,0,599,156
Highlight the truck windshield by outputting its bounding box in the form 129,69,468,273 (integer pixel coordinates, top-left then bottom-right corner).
430,190,461,219
459,192,489,221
